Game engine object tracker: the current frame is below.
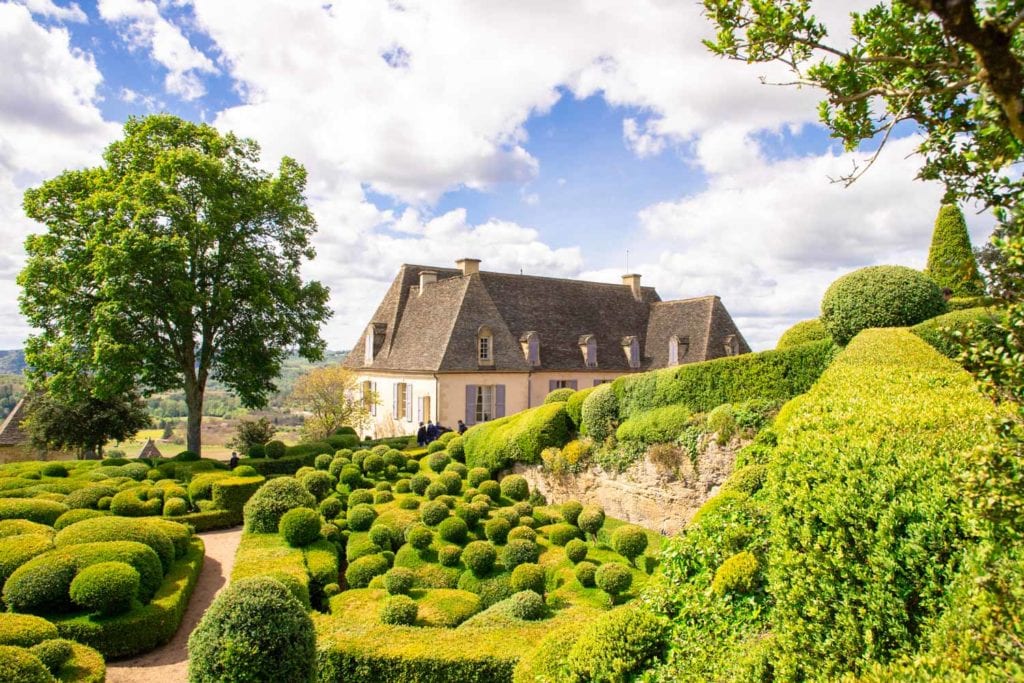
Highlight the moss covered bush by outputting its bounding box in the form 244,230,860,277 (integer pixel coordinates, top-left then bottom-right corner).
346,504,377,532
711,550,760,596
420,500,449,527
438,516,468,544
485,517,512,545
188,576,315,683
820,265,947,345
69,561,140,615
243,478,316,534
503,539,540,569
278,508,322,548
438,545,461,567
380,594,418,626
499,474,529,501
510,562,545,595
345,554,390,589
462,541,497,576
547,523,583,546
383,567,415,596
566,606,667,682
595,562,632,601
612,525,649,567
405,524,433,551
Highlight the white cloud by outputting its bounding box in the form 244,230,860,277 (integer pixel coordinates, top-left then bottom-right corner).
19,0,87,23
622,118,666,158
98,0,217,100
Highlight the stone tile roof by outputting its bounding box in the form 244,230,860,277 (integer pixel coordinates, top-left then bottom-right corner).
344,263,749,373
0,398,29,446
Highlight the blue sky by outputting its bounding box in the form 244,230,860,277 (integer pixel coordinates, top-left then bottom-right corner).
0,0,994,351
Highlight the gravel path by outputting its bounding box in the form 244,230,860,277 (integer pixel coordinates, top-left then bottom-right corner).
106,526,243,683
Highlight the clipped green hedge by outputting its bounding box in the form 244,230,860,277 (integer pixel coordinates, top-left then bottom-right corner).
608,339,835,422
910,306,1005,359
52,537,204,658
54,516,178,572
231,533,312,609
464,403,573,472
211,475,264,516
615,404,691,444
0,499,68,526
172,509,239,532
776,318,831,349
0,613,58,647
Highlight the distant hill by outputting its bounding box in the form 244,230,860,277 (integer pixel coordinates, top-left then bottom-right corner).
0,350,26,375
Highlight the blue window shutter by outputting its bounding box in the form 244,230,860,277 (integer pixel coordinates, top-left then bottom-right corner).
392,384,398,417
593,379,603,387
495,385,506,418
465,385,477,425
568,380,578,390
549,380,556,392
405,386,413,422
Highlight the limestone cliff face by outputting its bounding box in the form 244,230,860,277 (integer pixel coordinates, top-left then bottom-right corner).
512,438,743,535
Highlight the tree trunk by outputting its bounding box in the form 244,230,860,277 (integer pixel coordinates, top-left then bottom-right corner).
185,382,204,456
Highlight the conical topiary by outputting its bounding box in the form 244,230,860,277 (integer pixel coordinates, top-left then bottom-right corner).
925,204,986,296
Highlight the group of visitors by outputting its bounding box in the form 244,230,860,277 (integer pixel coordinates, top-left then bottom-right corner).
417,419,468,447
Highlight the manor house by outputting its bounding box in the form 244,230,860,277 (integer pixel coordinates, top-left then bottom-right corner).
344,259,749,437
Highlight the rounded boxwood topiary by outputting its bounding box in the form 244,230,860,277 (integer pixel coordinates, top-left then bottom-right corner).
580,383,619,442
462,540,497,576
544,387,575,404
546,523,583,546
163,497,189,517
53,508,108,531
319,497,343,520
264,440,287,460
409,474,431,495
565,538,588,564
711,551,760,596
373,491,394,505
347,504,377,532
776,318,831,349
468,467,490,487
566,606,667,682
362,454,384,474
70,561,140,615
424,482,448,501
314,454,333,471
500,475,529,501
820,265,947,345
426,441,446,454
188,576,315,683
506,590,545,620
405,524,433,551
503,539,539,569
300,471,335,501
577,506,605,539
561,500,583,526
438,516,469,544
454,503,481,527
348,489,373,507
345,554,389,588
394,479,411,494
444,462,468,478
324,583,340,598
611,525,648,567
447,436,465,462
595,563,632,601
438,545,462,567
339,466,363,489
575,561,597,587
0,613,58,647
508,526,537,543
0,645,53,683
420,500,449,527
484,517,511,545
380,594,418,626
383,567,415,595
243,477,317,534
439,471,462,495
427,452,451,474
478,480,501,502
510,562,545,594
0,499,69,527
233,465,258,477
398,498,420,510
29,638,73,675
279,508,322,548
369,524,396,551
248,443,266,458
40,463,68,478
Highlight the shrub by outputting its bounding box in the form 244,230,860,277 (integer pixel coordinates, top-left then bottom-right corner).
925,203,986,296
409,474,430,495
564,538,588,564
426,441,446,454
438,545,462,567
55,516,177,571
616,404,692,444
29,638,73,674
347,504,377,532
339,466,363,489
420,500,449,527
509,562,545,593
427,451,451,474
711,550,760,596
722,464,767,496
405,525,433,551
499,474,529,501
480,517,508,545
300,470,335,501
820,265,947,345
380,594,418,626
577,506,605,539
438,516,469,544
462,541,497,576
163,498,189,517
52,509,106,532
369,524,396,551
69,561,140,615
323,582,340,597
40,463,67,478
314,454,333,471
612,525,649,566
348,489,373,506
502,539,538,569
0,613,58,647
508,590,546,620
446,436,465,462
248,443,266,458
362,454,384,474
0,645,52,683
383,567,415,595
345,554,389,588
425,482,448,500
263,441,286,459
777,318,832,349
560,500,583,526
911,306,1005,359
467,468,490,487
544,387,575,404
279,508,322,548
464,402,574,472
580,382,619,441
595,563,632,599
508,525,537,543
473,481,499,504
243,477,317,534
547,523,583,546
397,498,420,511
575,561,597,587
0,499,67,526
566,386,595,428
187,576,315,683
439,471,462,495
566,606,667,682
319,497,342,520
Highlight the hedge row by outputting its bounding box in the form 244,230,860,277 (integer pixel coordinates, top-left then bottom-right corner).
52,537,205,658
910,306,1005,359
463,403,573,472
231,532,313,609
605,338,835,423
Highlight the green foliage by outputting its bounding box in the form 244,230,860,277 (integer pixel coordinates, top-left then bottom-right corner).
710,551,760,596
564,538,588,564
926,204,986,296
109,488,162,517
544,388,575,404
446,436,465,462
406,525,433,551
546,523,582,546
380,594,418,626
278,507,322,547
0,613,58,647
611,524,648,566
187,576,315,683
462,541,497,576
500,475,529,501
467,468,490,487
69,561,139,615
0,645,53,683
39,464,67,478
505,590,546,621
438,516,468,544
610,339,835,422
820,265,947,345
911,306,1006,359
574,561,597,588
57,510,109,535
615,404,691,444
438,545,461,568
577,506,605,539
485,517,511,545
510,563,545,595
565,387,595,429
265,440,287,459
23,389,152,459
384,567,415,596
464,402,574,471
228,417,277,454
420,500,449,527
243,477,316,533
345,554,389,589
29,638,73,675
776,318,831,349
595,563,632,599
0,499,67,526
348,504,377,532
721,464,766,496
579,383,618,441
565,606,667,682
503,540,540,569
478,480,501,502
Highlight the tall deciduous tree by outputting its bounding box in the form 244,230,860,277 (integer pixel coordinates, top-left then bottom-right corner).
24,389,151,458
19,115,331,455
926,203,987,296
290,365,373,440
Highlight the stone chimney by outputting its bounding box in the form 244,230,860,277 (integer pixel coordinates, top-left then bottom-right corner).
457,258,481,276
418,270,437,295
622,273,642,301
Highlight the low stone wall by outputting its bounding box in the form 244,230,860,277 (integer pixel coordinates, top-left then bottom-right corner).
512,439,742,535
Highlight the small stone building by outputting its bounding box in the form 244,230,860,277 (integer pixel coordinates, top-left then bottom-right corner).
345,259,750,437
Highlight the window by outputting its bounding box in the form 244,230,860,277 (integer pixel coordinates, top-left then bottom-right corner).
418,395,432,423
476,385,494,423
364,325,375,365
578,334,597,368
394,382,413,422
478,325,494,366
466,384,505,424
724,335,739,357
669,335,689,366
593,379,612,386
622,336,640,369
520,331,540,366
361,380,378,416
551,379,577,390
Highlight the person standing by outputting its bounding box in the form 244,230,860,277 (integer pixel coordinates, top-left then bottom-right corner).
457,419,467,435
426,420,439,443
229,451,239,469
416,422,427,447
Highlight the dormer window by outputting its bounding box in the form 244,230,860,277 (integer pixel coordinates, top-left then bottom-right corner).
578,334,597,368
621,336,641,369
520,331,540,367
724,334,739,356
668,335,689,366
364,325,375,365
478,325,494,366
